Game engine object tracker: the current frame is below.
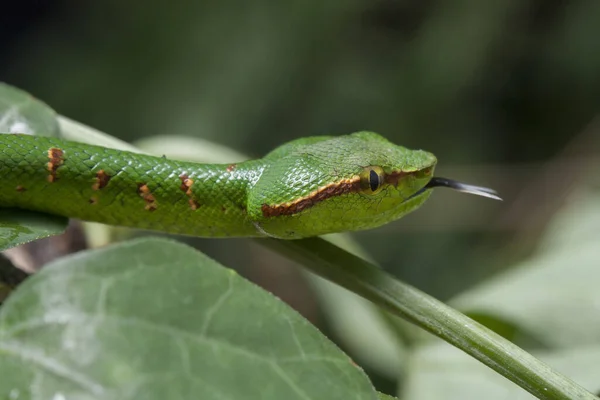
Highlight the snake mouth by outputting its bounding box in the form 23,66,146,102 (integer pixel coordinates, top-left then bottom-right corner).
406,177,502,202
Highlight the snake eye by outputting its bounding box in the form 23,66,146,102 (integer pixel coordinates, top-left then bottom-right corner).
359,166,385,195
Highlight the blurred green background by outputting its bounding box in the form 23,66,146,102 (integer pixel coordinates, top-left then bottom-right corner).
2,0,600,397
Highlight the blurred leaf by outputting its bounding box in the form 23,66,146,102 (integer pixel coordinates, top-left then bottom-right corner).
452,190,600,349
402,341,600,400
134,134,248,163
0,238,378,400
58,116,143,153
0,209,67,253
537,189,600,252
0,83,59,136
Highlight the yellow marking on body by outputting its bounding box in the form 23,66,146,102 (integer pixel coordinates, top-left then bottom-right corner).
189,199,199,210
47,147,64,182
137,183,158,212
92,170,111,190
183,178,193,195
179,173,200,210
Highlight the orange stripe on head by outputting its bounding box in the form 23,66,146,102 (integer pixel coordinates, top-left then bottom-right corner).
261,177,361,217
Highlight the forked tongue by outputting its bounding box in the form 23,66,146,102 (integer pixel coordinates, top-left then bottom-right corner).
426,177,502,201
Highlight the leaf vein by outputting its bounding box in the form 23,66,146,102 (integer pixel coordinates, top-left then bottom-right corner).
200,273,235,336
0,340,105,395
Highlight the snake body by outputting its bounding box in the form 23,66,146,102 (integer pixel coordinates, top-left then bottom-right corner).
0,131,439,239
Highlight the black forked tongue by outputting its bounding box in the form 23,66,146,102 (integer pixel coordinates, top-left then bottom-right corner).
426,177,502,201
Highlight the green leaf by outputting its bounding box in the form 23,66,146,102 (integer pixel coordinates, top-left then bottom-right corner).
538,190,600,253
0,238,378,400
58,116,143,153
134,134,249,163
0,209,67,252
0,83,60,137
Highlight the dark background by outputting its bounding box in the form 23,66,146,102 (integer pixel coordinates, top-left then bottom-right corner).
2,0,599,393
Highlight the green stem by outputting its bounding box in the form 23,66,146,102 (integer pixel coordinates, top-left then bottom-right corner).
262,237,598,400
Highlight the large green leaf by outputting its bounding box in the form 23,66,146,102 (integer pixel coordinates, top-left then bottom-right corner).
0,238,378,400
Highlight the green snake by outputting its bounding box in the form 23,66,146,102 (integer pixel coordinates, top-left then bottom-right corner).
0,131,500,239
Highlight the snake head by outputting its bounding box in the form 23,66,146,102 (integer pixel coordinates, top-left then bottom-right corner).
247,131,438,239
